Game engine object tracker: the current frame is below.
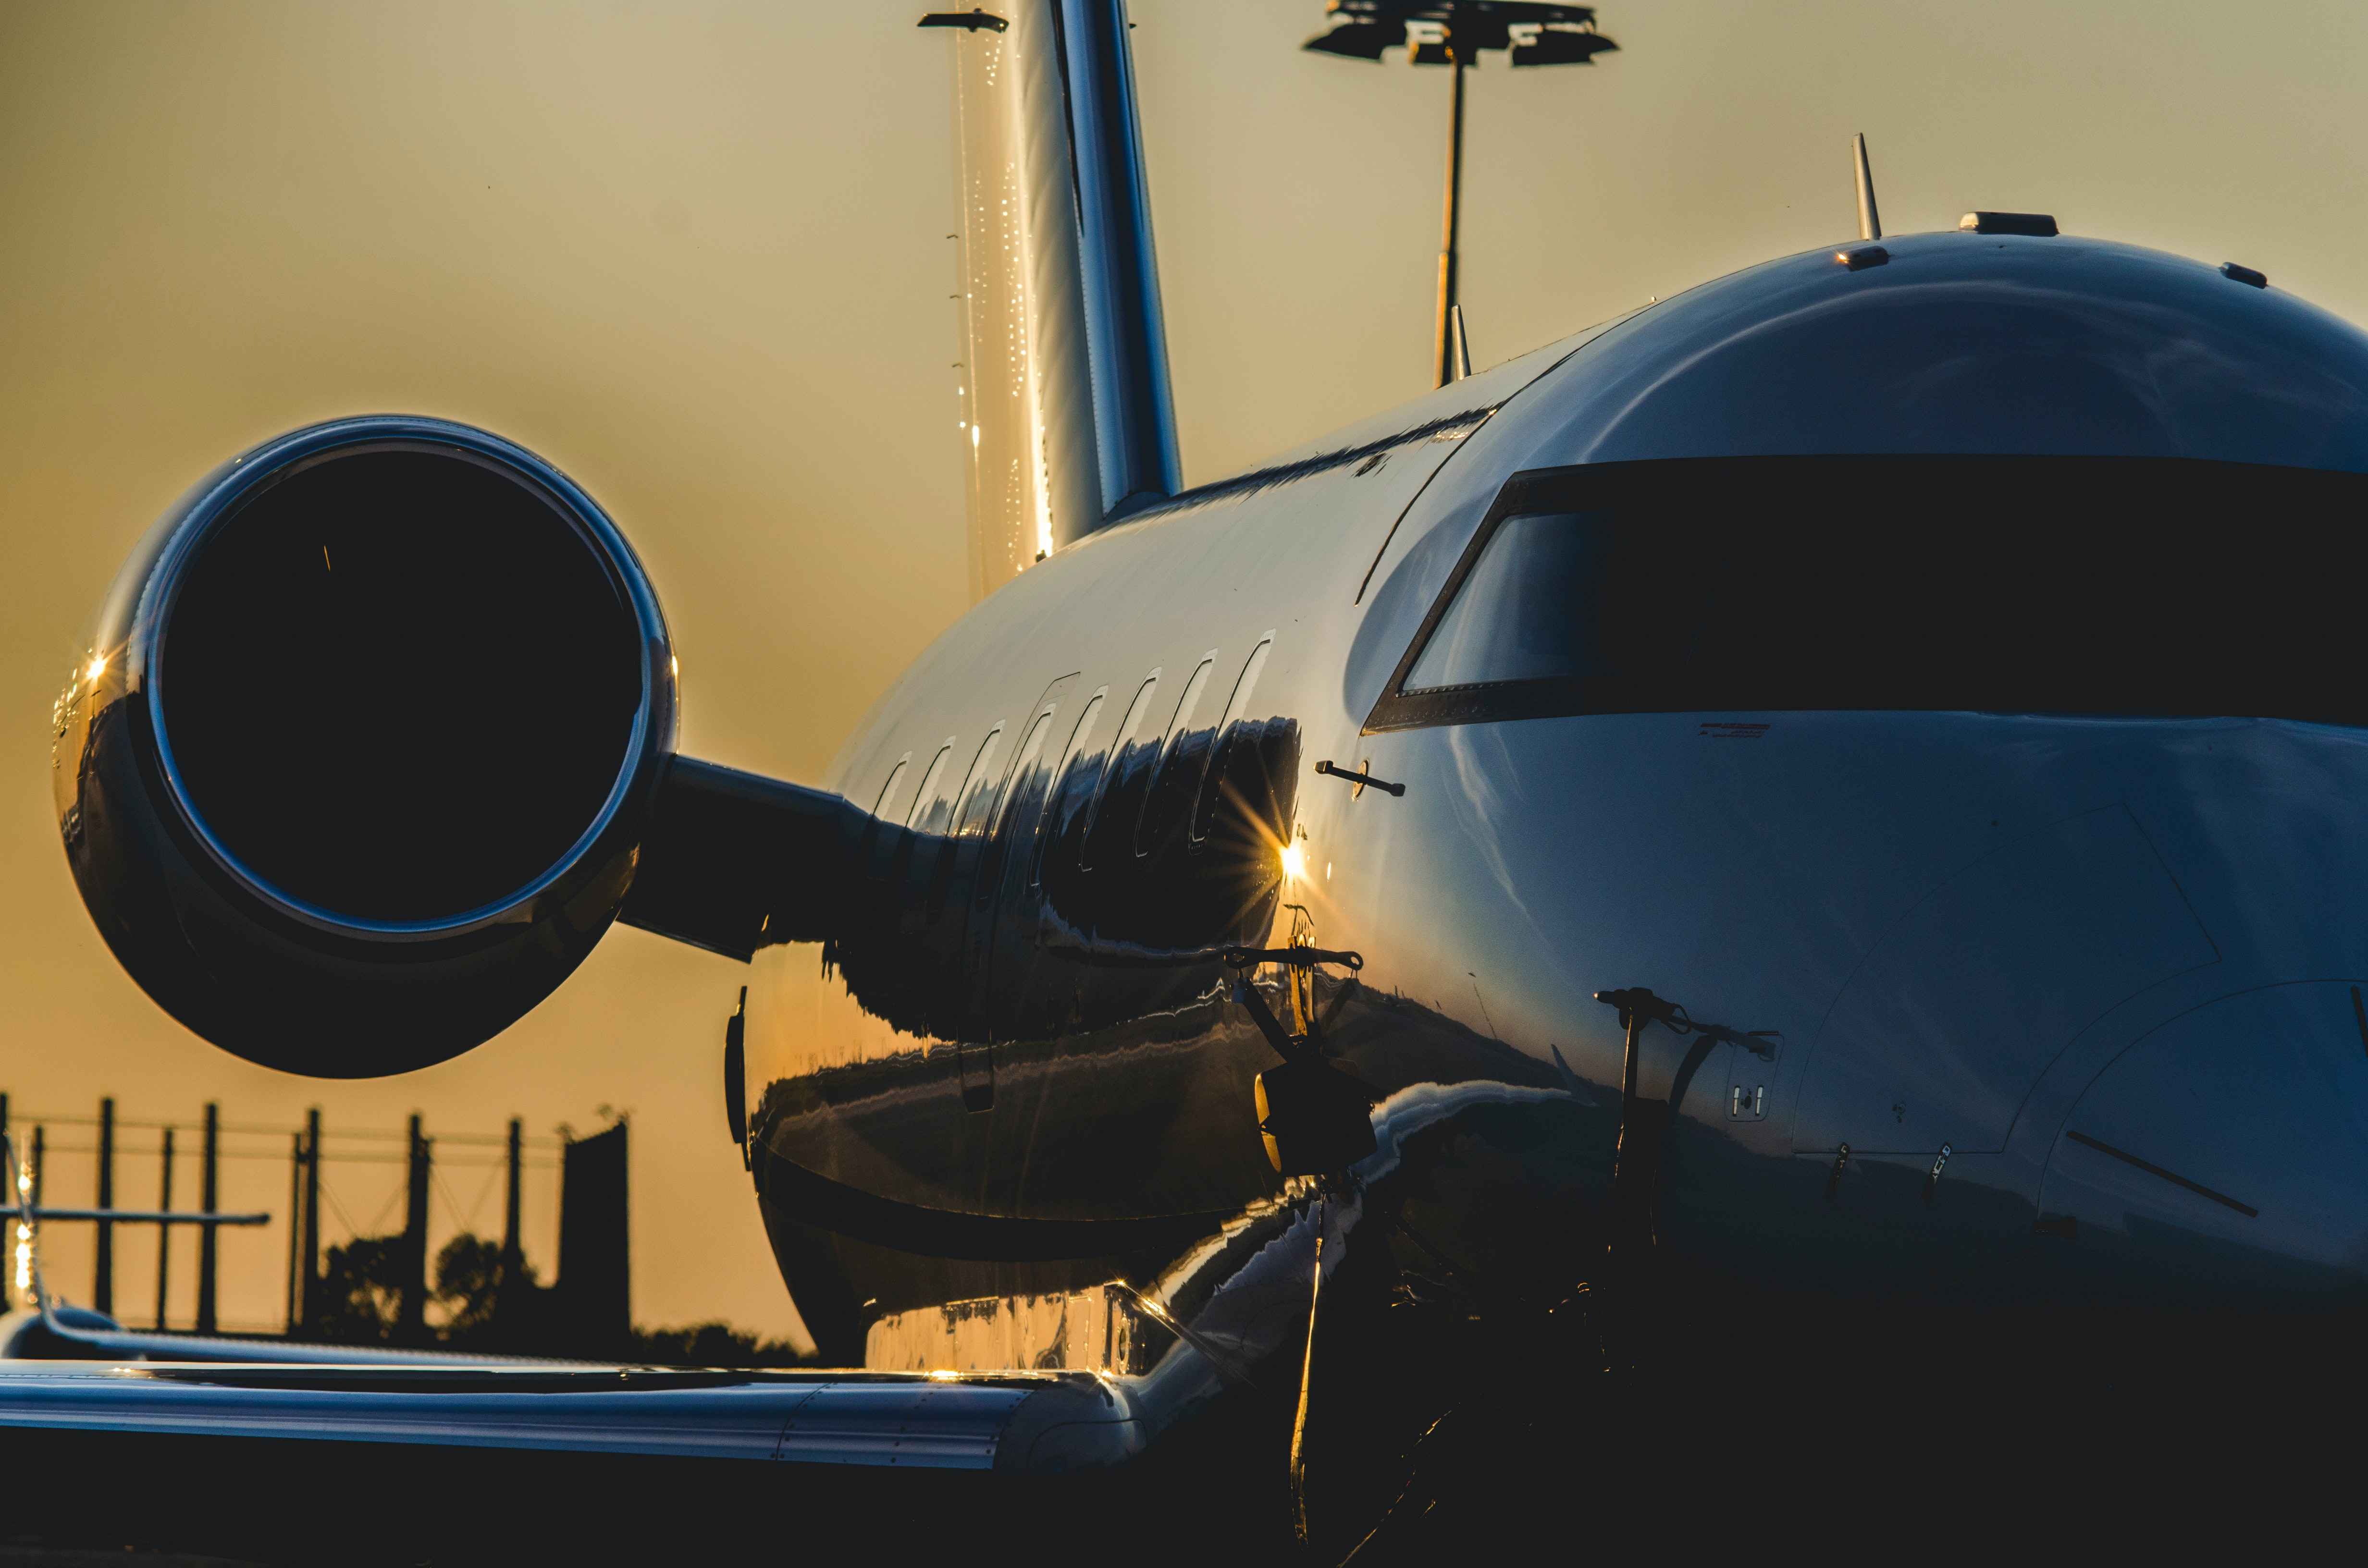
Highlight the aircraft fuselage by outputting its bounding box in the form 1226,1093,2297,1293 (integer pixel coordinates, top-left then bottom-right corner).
741,233,2368,1371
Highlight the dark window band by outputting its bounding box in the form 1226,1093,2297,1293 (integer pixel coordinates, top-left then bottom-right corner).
1364,455,2368,735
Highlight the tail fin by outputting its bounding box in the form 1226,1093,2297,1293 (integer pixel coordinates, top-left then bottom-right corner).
925,1,1181,602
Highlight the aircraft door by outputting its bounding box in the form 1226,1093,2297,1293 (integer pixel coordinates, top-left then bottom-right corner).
1793,806,2218,1161
2031,981,2368,1298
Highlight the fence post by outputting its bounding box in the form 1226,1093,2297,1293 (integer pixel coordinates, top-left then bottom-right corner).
196,1102,219,1333
1,1095,12,1316
284,1131,302,1333
94,1099,114,1317
501,1117,523,1309
155,1127,174,1329
400,1114,430,1341
299,1109,321,1332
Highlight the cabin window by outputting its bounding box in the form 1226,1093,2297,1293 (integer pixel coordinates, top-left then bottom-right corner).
1078,673,1159,870
871,754,912,823
1133,654,1218,858
907,741,957,833
1367,455,2368,732
1191,637,1274,845
951,724,1008,837
1033,690,1106,888
995,710,1057,841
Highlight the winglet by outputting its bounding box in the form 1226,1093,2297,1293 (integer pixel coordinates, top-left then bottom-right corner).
1449,304,1473,381
1853,133,1882,241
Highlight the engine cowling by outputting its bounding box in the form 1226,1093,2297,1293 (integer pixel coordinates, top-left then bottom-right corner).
53,416,678,1075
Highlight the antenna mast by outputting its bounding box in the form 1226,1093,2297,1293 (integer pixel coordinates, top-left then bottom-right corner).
1854,133,1882,241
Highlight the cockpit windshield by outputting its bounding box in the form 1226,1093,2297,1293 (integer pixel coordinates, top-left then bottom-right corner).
1367,455,2368,732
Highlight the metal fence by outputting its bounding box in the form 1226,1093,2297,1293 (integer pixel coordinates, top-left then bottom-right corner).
1,1093,562,1335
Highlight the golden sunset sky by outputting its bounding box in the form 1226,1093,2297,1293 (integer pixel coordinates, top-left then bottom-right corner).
1,0,2360,1339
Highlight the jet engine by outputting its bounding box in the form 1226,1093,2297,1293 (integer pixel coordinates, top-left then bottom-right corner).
51,416,678,1075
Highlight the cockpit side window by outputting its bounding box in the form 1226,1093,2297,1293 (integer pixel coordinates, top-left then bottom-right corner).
1401,514,1608,693
1366,455,2368,733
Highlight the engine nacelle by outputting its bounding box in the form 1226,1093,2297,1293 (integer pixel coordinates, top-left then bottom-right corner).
53,416,678,1075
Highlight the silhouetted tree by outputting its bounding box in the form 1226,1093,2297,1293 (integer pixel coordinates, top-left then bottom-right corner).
432,1231,556,1352
305,1236,409,1344
305,1229,803,1364
432,1232,505,1338
626,1321,807,1368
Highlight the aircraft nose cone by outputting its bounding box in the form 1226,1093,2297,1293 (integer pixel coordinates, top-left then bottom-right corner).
2036,980,2368,1303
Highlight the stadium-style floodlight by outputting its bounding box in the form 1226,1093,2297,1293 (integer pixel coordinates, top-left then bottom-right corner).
1305,3,1618,388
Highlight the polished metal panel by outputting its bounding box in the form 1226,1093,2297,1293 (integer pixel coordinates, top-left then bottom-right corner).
1471,231,2368,473
733,234,2368,1384
1795,804,2218,1155
2035,980,2368,1297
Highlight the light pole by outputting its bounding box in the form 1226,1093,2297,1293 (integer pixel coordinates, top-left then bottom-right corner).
1304,3,1619,388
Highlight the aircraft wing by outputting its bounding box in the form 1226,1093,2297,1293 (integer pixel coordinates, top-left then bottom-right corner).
0,1356,1161,1559
0,1359,1129,1469
1,1303,584,1368
0,1293,1143,1471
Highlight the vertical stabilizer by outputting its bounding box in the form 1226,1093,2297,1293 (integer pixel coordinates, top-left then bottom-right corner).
1059,0,1183,521
928,2,1180,602
937,10,1097,600
1853,133,1882,242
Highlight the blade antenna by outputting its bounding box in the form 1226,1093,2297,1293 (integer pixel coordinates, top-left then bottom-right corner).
1449,304,1474,381
1853,133,1882,241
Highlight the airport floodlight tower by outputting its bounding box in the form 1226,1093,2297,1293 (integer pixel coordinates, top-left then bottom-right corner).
1304,2,1618,388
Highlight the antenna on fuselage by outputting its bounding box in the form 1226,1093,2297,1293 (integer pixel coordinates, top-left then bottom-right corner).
1448,304,1473,381
1853,132,1882,241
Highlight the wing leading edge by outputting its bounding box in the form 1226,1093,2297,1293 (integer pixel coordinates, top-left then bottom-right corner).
0,1360,1141,1471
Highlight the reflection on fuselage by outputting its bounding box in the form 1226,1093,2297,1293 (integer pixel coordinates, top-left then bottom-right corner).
752,698,1303,1216
744,235,2368,1383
